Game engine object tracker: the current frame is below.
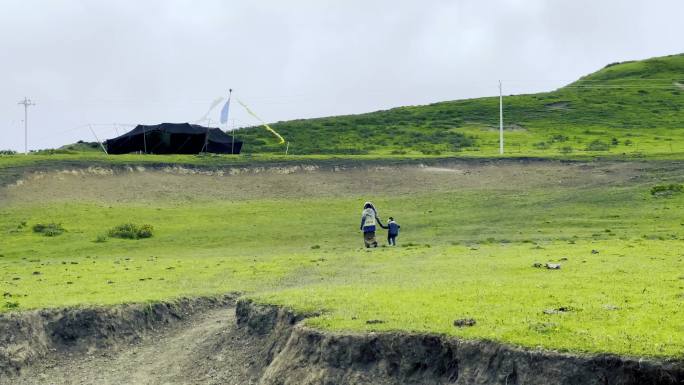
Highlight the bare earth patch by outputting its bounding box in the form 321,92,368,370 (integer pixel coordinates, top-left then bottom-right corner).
1,307,264,385
0,160,661,205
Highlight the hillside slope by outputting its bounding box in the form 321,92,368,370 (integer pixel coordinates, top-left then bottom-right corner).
239,53,684,156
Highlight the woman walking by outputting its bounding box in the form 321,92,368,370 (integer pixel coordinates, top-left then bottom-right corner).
360,202,383,248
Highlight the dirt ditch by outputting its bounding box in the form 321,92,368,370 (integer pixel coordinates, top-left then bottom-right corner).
0,296,235,376
1,297,682,385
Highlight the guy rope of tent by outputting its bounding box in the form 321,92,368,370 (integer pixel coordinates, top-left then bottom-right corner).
236,98,286,145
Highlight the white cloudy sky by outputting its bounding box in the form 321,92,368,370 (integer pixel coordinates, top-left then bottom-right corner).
1,0,682,151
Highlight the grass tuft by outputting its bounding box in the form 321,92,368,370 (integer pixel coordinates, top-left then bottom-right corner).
108,223,154,239
32,223,65,237
650,184,683,197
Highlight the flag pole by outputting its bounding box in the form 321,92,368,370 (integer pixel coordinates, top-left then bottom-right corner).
203,118,210,153
225,89,235,154
142,125,147,154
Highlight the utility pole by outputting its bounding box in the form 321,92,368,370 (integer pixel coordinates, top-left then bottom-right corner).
18,97,35,154
499,81,504,155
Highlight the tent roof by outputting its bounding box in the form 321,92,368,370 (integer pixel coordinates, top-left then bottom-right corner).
108,123,237,143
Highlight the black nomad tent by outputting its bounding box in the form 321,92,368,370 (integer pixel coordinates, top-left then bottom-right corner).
105,123,242,154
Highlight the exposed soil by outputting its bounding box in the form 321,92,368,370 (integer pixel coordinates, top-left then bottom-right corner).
3,299,683,385
239,300,684,385
3,307,263,385
2,159,678,205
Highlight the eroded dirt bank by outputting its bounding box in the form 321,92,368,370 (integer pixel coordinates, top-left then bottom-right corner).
237,300,684,385
0,296,236,380
2,298,683,385
4,159,680,208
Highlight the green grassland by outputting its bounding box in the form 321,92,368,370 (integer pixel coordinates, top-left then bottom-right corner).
1,54,683,359
239,53,684,156
2,161,684,358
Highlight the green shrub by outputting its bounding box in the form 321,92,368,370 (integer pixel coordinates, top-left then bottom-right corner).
650,184,684,197
585,140,610,151
549,134,569,143
94,234,108,243
32,223,65,237
559,146,573,154
533,141,550,150
108,223,154,239
447,133,475,149
3,301,19,310
0,150,17,155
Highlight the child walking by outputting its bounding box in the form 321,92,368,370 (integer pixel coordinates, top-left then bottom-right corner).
386,217,400,246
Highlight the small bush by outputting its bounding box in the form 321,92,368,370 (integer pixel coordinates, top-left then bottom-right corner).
624,139,633,146
0,150,17,155
559,146,573,154
549,134,568,143
611,137,620,145
94,234,108,243
390,149,407,155
533,142,550,150
108,223,154,239
650,184,684,197
32,223,65,237
4,301,19,310
585,140,610,151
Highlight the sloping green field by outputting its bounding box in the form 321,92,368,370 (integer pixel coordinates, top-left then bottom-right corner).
1,160,683,358
239,53,684,156
4,55,683,173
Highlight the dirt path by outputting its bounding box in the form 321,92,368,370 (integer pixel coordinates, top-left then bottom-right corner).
2,307,264,385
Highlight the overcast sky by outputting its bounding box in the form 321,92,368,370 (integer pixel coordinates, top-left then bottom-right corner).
1,0,682,151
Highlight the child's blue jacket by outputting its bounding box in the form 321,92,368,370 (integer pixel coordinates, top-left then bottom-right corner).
388,221,400,235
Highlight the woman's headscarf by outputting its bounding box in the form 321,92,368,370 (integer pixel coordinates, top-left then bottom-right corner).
363,201,378,216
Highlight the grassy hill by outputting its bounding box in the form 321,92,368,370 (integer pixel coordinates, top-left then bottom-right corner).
239,53,684,156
